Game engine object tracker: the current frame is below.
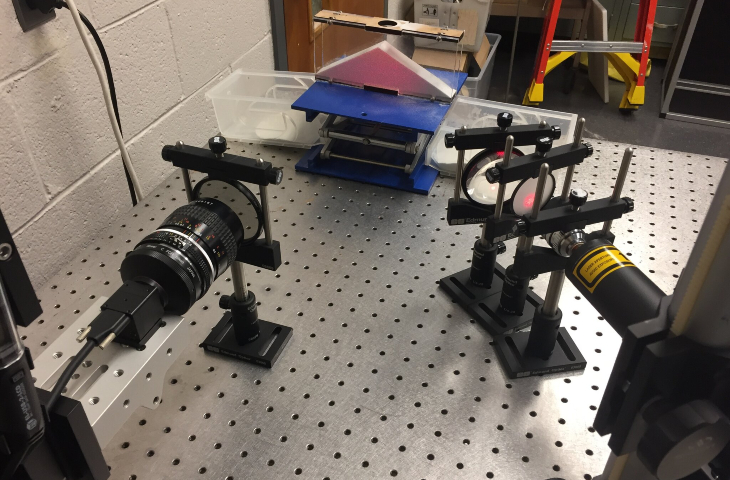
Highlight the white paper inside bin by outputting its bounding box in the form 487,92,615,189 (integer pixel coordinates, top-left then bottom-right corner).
426,97,577,176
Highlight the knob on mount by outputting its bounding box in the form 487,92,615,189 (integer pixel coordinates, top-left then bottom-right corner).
535,136,553,156
497,112,513,130
569,188,588,210
209,136,227,156
550,125,562,139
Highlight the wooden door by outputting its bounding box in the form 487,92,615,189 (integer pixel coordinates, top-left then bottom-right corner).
283,0,386,72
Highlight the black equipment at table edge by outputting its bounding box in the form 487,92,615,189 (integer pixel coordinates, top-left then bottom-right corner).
1,207,108,480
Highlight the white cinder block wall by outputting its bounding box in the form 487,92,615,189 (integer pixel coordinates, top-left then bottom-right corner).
0,0,274,288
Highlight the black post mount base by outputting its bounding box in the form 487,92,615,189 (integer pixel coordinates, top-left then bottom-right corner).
201,290,292,368
201,314,292,368
493,326,587,379
439,263,541,336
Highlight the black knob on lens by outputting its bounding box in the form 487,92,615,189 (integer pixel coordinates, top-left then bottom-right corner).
120,198,244,315
536,136,553,155
497,112,513,130
209,136,227,156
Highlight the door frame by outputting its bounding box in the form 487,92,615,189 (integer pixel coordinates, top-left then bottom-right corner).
269,0,389,71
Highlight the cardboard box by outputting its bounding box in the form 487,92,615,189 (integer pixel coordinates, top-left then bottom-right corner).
411,34,490,73
412,48,469,72
473,34,491,70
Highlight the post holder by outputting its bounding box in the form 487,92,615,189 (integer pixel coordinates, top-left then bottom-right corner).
493,306,587,379
439,263,541,336
201,278,292,368
201,313,293,369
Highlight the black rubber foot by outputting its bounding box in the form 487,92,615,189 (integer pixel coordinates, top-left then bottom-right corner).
439,263,541,336
493,327,587,379
201,313,293,368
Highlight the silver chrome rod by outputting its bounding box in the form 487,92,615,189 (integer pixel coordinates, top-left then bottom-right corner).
493,135,514,221
454,149,465,200
516,235,533,253
602,147,633,235
325,130,416,153
561,118,585,201
542,270,566,316
517,162,550,254
573,117,585,147
231,261,248,301
259,185,273,246
453,126,467,200
181,168,193,202
531,163,551,220
329,153,406,170
177,140,193,202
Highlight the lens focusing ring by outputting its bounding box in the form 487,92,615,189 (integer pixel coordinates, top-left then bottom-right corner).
163,202,240,274
141,229,214,292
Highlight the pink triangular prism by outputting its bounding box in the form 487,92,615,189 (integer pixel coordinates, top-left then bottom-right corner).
316,41,455,101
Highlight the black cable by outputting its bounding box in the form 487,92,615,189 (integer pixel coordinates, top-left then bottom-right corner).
45,340,95,411
58,1,138,207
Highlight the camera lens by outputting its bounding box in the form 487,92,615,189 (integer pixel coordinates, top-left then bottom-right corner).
120,198,244,315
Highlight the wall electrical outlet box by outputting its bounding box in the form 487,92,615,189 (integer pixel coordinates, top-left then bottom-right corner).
12,0,56,32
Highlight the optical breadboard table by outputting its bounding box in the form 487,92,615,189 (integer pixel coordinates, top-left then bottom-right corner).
20,140,727,480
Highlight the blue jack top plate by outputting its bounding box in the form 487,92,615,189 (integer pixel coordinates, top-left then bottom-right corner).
292,70,468,134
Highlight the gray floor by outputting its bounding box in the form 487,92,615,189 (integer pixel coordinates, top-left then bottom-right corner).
485,32,730,159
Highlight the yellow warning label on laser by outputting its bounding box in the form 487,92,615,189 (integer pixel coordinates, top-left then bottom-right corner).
573,245,635,293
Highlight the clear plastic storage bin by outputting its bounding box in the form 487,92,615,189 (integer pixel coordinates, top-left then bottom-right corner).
426,97,578,176
206,70,324,148
462,33,501,99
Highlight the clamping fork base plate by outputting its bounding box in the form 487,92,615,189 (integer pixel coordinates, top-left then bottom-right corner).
439,263,541,336
494,327,587,379
201,313,293,368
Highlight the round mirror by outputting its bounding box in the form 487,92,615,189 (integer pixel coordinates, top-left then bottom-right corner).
510,173,556,216
461,149,524,205
192,177,263,245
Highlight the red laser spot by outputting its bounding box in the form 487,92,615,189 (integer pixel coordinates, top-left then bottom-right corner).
523,193,535,209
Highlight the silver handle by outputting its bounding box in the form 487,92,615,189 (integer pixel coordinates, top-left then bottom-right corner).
654,21,678,29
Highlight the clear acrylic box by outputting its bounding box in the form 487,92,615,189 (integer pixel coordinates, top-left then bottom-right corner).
206,70,324,148
426,96,578,176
